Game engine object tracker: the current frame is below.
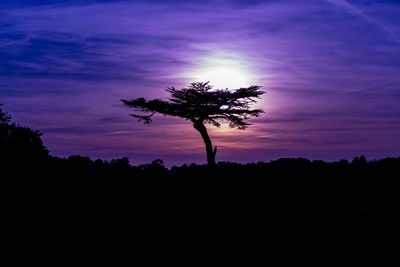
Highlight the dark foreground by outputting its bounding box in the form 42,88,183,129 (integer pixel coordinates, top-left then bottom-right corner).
3,156,399,264
5,155,399,216
2,109,399,263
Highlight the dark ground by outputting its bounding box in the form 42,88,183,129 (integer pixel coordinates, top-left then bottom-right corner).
2,108,398,264
3,156,399,265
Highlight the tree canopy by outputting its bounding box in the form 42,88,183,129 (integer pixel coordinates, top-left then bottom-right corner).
122,82,265,129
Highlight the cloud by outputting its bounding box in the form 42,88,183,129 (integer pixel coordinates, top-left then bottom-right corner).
1,0,400,165
326,0,400,43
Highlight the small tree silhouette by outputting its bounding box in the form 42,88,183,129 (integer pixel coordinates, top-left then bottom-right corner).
1,104,49,164
121,82,265,171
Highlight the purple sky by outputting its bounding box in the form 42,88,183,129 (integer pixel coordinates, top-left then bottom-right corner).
1,0,400,166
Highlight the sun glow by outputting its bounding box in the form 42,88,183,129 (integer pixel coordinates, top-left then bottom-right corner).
181,52,264,134
185,52,258,89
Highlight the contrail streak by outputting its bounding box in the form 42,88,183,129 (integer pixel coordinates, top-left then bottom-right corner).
325,0,400,43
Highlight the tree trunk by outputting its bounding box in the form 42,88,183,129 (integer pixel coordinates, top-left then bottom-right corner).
193,121,217,173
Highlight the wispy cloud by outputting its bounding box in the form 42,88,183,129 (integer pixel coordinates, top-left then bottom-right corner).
326,0,400,43
2,0,400,165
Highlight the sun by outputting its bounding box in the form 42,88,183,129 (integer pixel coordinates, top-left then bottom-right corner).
195,66,251,89
185,52,258,89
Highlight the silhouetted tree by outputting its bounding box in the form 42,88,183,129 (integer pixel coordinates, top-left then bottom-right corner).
0,104,12,125
0,105,49,165
121,82,265,171
139,159,169,177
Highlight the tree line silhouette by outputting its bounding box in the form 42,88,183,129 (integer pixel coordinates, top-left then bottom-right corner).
1,104,399,221
2,102,400,264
